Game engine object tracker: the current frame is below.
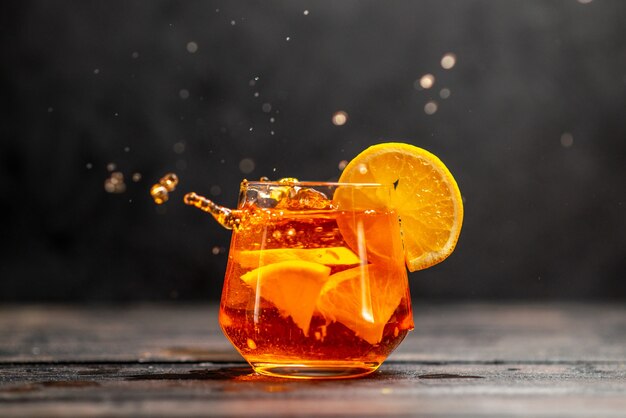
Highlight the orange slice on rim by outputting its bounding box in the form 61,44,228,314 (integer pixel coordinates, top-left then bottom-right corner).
336,142,463,271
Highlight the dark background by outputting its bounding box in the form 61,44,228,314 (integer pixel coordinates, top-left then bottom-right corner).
1,0,625,302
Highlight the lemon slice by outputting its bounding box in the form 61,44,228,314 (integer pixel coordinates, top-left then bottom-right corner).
336,142,463,271
235,247,360,269
240,260,331,336
316,264,408,344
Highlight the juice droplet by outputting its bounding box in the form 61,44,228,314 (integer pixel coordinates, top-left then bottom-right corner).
159,173,179,192
104,172,126,193
150,184,169,204
183,192,243,230
150,173,179,204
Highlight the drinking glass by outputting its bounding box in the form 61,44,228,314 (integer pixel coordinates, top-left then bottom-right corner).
219,180,413,379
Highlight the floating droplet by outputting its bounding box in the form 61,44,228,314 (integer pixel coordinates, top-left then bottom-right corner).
173,142,185,154
210,185,222,196
104,172,126,194
186,41,198,53
441,53,457,70
303,10,309,15
150,184,169,204
338,160,348,170
104,182,115,193
262,103,272,113
439,88,451,99
132,173,142,182
239,158,255,174
424,101,438,115
179,89,190,99
107,163,116,172
332,111,348,126
419,74,435,89
159,173,179,192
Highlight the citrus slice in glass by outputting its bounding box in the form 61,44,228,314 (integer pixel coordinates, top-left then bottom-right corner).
336,142,463,271
235,247,360,270
316,264,408,344
240,260,331,336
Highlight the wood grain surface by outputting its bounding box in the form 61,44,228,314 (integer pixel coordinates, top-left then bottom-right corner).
1,303,625,417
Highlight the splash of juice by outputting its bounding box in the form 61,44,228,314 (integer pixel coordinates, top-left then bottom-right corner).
150,173,179,204
183,192,243,230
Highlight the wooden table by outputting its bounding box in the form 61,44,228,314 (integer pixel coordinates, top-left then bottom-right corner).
1,303,625,417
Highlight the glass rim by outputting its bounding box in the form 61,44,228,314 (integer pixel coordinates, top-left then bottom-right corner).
242,180,391,188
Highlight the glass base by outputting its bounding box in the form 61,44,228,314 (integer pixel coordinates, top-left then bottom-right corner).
250,361,381,379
